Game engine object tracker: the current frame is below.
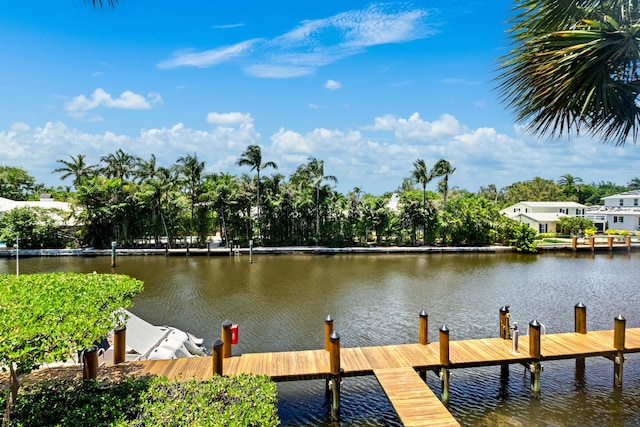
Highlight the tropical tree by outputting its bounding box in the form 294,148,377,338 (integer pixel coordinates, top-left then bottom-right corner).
100,149,138,180
53,154,96,187
498,0,640,145
0,166,36,201
174,154,205,245
431,159,456,205
558,174,583,200
236,145,277,242
298,157,338,242
411,159,433,245
628,177,640,190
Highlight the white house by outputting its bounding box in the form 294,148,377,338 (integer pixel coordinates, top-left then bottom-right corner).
500,201,587,234
0,195,74,226
585,190,640,232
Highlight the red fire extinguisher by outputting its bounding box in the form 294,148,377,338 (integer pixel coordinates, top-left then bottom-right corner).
230,323,239,345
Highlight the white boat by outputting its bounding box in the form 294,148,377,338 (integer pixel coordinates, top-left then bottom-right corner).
105,309,206,362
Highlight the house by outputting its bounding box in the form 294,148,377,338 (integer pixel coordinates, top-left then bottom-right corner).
500,201,587,234
585,190,640,232
0,195,74,226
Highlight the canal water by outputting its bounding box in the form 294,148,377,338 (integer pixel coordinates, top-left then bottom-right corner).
3,252,640,426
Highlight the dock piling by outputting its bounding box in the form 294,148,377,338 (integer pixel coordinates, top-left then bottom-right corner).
329,331,341,421
614,314,626,387
82,347,98,380
113,326,126,365
500,306,510,340
212,338,224,376
419,310,428,345
575,303,587,374
439,324,450,405
528,320,542,397
324,315,334,351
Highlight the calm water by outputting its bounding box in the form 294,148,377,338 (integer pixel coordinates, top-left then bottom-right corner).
3,252,640,426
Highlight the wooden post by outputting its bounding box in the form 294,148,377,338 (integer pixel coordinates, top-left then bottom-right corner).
608,236,614,250
614,314,626,388
499,306,510,340
329,331,341,421
439,324,450,405
529,320,542,397
574,303,587,334
82,347,98,380
589,236,595,250
571,236,578,250
419,310,428,345
113,327,126,365
324,315,334,351
207,241,211,256
165,242,169,256
626,235,631,251
186,240,190,256
212,338,224,376
221,320,233,358
111,241,117,267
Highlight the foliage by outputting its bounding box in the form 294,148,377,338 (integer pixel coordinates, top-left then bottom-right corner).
440,194,501,246
0,167,35,201
498,0,640,144
0,273,143,374
605,229,630,236
5,374,278,427
500,177,565,208
556,216,595,235
510,222,538,253
584,227,597,236
0,207,72,248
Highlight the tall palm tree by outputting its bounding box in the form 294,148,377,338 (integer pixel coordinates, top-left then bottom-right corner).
411,159,432,245
302,157,338,242
497,0,640,145
236,145,277,240
558,174,583,199
53,154,96,187
174,154,205,244
431,159,456,205
86,0,118,7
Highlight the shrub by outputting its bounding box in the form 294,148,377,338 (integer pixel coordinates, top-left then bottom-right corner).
6,375,278,427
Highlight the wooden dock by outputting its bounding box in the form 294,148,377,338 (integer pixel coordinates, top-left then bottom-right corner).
72,307,640,425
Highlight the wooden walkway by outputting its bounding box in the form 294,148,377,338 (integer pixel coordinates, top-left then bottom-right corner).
85,327,640,426
374,367,459,427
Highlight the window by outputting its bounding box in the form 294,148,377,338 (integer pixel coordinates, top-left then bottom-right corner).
539,224,547,233
620,199,624,206
635,199,638,206
560,208,568,214
614,216,624,223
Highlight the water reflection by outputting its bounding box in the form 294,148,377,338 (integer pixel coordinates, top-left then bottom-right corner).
2,252,640,426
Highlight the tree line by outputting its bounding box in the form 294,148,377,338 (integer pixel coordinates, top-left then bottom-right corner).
0,149,638,249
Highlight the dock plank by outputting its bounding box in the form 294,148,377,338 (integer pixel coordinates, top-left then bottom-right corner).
375,367,460,426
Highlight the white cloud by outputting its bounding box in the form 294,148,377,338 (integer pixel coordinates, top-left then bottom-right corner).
158,4,433,78
325,79,342,90
4,112,640,196
65,88,163,119
206,112,254,126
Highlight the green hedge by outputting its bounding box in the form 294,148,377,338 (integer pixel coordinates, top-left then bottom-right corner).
4,374,278,426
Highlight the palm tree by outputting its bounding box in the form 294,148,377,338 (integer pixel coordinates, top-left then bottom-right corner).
86,0,118,7
174,154,205,245
53,154,95,187
411,159,432,245
236,145,277,240
100,149,138,180
497,0,640,145
628,177,640,190
302,157,338,242
431,159,456,205
558,174,583,199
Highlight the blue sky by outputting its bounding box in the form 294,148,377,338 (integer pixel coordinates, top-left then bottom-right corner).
1,1,639,194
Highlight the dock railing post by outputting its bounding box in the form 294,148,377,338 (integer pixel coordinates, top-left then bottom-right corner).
589,236,595,251
221,320,233,358
439,324,450,405
212,338,224,376
572,236,578,250
574,303,587,376
500,306,510,340
113,326,126,365
329,331,341,421
608,236,614,251
419,310,428,345
82,346,98,380
529,320,542,398
614,314,626,387
324,315,334,351
626,235,631,251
